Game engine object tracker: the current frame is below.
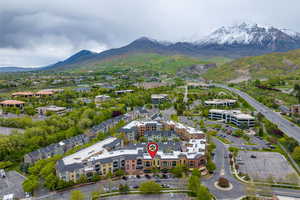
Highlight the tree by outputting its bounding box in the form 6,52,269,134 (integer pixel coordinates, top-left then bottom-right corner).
258,127,264,137
192,168,201,178
206,160,216,173
119,184,129,194
188,175,201,196
115,169,125,177
196,185,212,200
139,181,162,194
292,146,300,162
70,190,85,200
170,165,184,178
22,175,39,194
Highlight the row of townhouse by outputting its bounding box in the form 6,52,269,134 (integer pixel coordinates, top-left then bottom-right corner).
24,109,146,165
208,109,255,128
56,137,207,182
24,134,90,165
120,119,205,142
204,99,237,107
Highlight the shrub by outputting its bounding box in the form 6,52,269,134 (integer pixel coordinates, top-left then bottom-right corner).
218,177,229,188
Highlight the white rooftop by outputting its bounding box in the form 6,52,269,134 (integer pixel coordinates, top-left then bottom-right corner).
151,94,168,99
88,148,143,162
209,109,254,120
165,120,203,134
122,120,161,129
205,99,236,104
62,137,117,165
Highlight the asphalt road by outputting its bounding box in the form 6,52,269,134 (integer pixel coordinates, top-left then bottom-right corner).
214,84,300,143
202,138,245,200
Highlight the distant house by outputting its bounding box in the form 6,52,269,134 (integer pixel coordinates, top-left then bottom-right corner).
37,105,67,115
115,90,134,95
279,105,290,115
95,95,111,103
74,87,91,93
291,104,300,116
79,98,92,104
0,100,25,108
151,94,168,104
35,91,54,97
12,92,34,98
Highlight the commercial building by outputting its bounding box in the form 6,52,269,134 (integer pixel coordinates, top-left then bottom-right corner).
208,109,255,128
151,94,168,104
204,99,236,106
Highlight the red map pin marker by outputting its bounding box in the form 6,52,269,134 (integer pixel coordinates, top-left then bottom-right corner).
147,142,159,159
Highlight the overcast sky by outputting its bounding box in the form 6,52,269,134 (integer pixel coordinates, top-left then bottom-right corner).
1,0,300,67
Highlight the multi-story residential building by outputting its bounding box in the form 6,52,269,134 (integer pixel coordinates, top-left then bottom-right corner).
56,137,206,182
208,109,255,128
24,134,90,164
204,99,237,106
144,130,179,142
163,121,205,140
151,94,168,104
120,120,163,140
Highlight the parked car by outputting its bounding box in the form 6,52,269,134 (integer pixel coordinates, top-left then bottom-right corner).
145,174,151,179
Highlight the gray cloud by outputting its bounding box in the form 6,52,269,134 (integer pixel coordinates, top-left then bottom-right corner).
1,0,300,67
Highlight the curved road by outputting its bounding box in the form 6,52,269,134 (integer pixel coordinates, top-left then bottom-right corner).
202,138,245,200
214,84,300,143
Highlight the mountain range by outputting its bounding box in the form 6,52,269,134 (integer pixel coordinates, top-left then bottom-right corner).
2,22,300,72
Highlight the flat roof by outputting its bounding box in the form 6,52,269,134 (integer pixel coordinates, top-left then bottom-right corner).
205,99,236,104
151,94,168,98
62,137,117,165
122,120,161,129
209,109,254,120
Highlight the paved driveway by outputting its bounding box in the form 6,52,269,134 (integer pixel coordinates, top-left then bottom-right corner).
0,171,26,199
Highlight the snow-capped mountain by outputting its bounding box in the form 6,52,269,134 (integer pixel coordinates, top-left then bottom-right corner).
4,23,300,72
196,23,300,51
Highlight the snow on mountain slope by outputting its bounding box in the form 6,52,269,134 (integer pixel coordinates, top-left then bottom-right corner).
197,22,300,46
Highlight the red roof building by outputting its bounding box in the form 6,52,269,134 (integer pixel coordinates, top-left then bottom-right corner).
0,100,25,108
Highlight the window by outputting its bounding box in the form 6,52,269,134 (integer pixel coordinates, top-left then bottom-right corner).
162,161,168,167
137,159,142,165
172,161,176,167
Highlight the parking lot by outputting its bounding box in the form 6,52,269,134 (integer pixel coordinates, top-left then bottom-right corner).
237,151,299,184
0,171,26,199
